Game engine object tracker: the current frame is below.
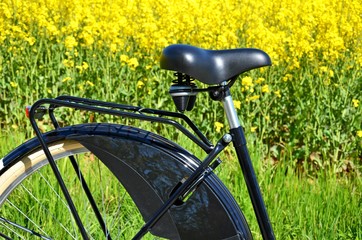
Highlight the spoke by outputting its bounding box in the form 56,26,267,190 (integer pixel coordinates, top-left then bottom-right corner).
0,215,51,239
36,171,79,237
96,158,112,239
0,220,24,239
18,184,77,239
110,190,126,239
37,171,71,208
5,200,48,237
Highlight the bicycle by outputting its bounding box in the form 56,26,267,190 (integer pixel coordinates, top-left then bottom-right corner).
0,44,275,239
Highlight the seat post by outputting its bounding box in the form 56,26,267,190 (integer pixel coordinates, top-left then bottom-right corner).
221,83,240,130
220,83,276,239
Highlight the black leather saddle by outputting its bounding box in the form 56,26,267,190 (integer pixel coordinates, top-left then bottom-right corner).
160,44,271,85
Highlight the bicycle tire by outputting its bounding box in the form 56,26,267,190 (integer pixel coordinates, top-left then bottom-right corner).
0,123,252,239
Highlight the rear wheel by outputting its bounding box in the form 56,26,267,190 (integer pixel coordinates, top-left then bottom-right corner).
0,123,252,239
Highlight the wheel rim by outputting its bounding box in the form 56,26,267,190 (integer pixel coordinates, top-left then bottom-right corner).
0,141,152,239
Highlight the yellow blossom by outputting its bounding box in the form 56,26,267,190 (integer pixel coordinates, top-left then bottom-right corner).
86,81,94,87
233,100,241,109
25,36,36,46
320,66,328,73
274,90,281,98
64,36,77,49
246,95,260,102
282,74,293,82
329,70,334,77
78,83,84,90
352,99,359,108
261,85,270,93
120,55,129,63
110,43,117,53
62,77,72,82
82,61,89,70
137,80,145,88
241,76,253,88
80,32,94,46
128,57,139,69
215,122,224,133
357,131,362,138
76,61,89,73
255,77,265,84
10,81,18,88
63,59,74,68
251,126,257,132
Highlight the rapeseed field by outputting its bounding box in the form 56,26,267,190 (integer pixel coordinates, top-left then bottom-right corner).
0,0,361,172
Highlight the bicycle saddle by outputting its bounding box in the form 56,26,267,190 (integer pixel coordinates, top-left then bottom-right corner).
160,44,271,85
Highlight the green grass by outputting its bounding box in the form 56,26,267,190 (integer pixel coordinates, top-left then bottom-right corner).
214,140,362,240
1,128,361,239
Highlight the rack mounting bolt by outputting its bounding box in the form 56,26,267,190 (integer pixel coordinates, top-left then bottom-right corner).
222,134,233,143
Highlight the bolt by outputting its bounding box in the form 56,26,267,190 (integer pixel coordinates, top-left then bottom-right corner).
222,133,232,143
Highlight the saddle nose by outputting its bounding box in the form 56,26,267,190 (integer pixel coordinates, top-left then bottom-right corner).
160,44,271,85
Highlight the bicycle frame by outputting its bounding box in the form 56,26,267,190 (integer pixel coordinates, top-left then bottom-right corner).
28,83,275,239
222,85,275,239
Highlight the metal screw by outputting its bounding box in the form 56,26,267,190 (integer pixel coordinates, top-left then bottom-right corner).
222,133,232,143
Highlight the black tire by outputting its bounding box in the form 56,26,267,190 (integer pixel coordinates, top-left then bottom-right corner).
0,123,252,239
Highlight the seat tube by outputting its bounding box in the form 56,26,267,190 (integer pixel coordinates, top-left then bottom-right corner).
221,86,275,240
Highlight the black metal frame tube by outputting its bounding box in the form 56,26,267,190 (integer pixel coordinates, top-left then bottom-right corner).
230,127,275,240
29,103,90,240
49,107,112,239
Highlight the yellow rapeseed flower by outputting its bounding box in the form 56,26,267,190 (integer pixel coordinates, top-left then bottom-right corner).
214,122,224,133
137,80,145,88
241,76,254,92
63,59,74,68
128,57,139,69
82,61,89,70
120,55,128,62
76,61,89,73
352,99,359,108
86,81,94,87
233,100,241,109
110,43,117,53
10,81,18,88
329,70,334,77
62,77,72,82
357,130,362,138
274,90,281,98
25,36,36,46
282,74,293,82
246,95,260,102
251,126,257,132
255,77,265,84
261,85,270,93
64,36,77,49
241,76,253,88
0,0,360,66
